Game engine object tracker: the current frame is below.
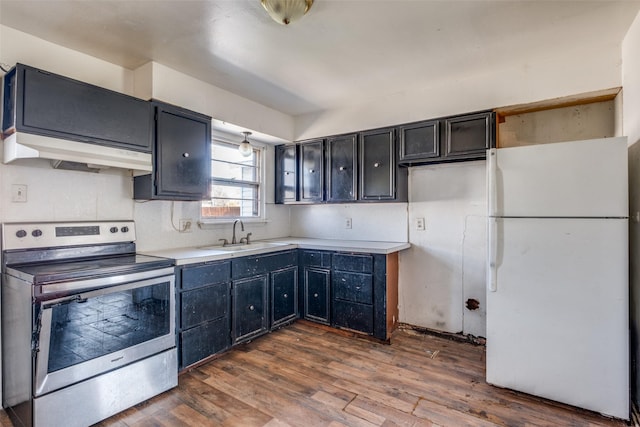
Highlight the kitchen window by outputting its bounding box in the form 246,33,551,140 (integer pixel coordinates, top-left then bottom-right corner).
201,140,263,220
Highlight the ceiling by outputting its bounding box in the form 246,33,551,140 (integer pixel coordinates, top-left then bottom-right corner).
1,0,640,119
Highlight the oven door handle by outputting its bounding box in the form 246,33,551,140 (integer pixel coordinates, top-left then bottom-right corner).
43,294,87,309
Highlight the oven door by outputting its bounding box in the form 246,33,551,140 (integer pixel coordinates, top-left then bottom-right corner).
33,271,175,397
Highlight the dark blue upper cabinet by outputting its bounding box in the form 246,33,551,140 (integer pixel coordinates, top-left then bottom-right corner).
299,139,324,203
275,144,298,203
398,111,495,166
359,127,396,201
2,63,152,152
134,101,211,201
326,134,357,202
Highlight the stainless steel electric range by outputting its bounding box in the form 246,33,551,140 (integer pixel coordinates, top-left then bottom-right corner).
1,221,177,427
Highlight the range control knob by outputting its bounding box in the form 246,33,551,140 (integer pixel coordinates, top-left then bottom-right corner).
32,229,43,237
110,227,118,233
120,226,129,233
16,229,27,238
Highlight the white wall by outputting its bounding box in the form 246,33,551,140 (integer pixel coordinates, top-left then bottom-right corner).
289,203,408,242
401,162,486,335
295,41,624,141
623,10,640,407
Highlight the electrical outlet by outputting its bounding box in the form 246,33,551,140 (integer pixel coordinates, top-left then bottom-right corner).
179,219,193,233
12,184,27,202
345,218,352,229
416,217,426,231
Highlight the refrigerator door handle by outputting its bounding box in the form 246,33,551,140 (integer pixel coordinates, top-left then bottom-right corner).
487,149,498,217
488,217,498,292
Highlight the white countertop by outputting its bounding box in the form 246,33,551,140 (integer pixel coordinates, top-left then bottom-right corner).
142,238,410,266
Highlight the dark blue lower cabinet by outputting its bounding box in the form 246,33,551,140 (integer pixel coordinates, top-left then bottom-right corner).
177,262,231,370
332,300,374,334
180,316,230,368
232,275,269,344
271,266,298,329
303,266,331,324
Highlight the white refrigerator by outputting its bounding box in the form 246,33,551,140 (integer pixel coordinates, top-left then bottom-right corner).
486,137,629,420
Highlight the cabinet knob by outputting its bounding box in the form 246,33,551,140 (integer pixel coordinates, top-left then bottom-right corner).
285,171,290,175
374,162,380,167
249,305,255,311
339,166,346,171
309,169,315,173
283,293,288,298
183,152,190,158
313,293,319,298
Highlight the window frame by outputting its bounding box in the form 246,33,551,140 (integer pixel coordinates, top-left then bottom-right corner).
200,138,266,224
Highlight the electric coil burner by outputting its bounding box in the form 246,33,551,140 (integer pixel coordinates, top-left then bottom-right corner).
1,221,177,427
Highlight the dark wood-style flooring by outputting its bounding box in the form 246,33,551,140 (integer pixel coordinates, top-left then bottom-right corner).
0,321,630,426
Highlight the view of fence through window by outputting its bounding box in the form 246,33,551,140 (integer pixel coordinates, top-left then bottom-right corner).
202,141,261,218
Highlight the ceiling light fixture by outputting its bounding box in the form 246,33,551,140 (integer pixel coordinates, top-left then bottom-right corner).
260,0,314,25
239,131,253,157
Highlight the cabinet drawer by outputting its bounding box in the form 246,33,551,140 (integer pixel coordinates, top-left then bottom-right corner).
180,316,230,368
333,271,373,304
232,250,297,279
332,300,374,334
332,253,373,273
181,282,229,329
181,261,230,290
300,250,332,268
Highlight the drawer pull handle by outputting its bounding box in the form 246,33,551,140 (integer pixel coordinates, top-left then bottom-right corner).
249,305,255,311
313,293,319,298
356,286,361,290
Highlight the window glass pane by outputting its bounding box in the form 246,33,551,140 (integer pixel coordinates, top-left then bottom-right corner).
202,141,261,219
203,184,258,217
211,159,257,182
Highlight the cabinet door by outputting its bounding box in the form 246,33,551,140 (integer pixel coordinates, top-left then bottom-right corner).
275,144,298,204
180,316,230,368
299,139,324,202
6,64,152,152
271,266,298,328
232,275,269,344
326,134,357,202
153,103,211,200
304,267,331,324
443,112,494,160
359,128,396,200
399,120,439,163
181,282,230,329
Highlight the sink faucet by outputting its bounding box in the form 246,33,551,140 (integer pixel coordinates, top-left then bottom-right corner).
232,219,244,244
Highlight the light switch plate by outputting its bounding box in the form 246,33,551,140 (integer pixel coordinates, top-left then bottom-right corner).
12,184,27,202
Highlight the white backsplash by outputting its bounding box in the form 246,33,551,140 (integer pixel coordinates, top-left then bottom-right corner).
133,201,291,252
289,203,409,242
0,158,133,222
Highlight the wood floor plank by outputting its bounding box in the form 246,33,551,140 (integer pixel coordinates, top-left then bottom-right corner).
0,321,628,427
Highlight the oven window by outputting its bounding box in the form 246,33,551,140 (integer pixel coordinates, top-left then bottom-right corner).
47,281,171,372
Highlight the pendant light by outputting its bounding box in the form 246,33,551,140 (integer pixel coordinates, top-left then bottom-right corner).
239,131,253,157
260,0,314,25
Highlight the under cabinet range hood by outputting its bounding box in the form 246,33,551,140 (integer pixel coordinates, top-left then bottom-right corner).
2,132,152,172
1,63,154,173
